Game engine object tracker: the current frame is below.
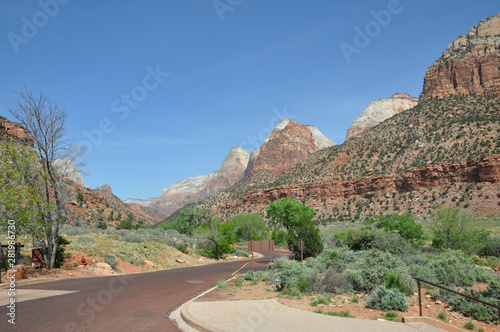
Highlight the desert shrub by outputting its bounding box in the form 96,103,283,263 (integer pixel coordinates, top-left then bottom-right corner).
367,286,408,312
448,277,500,323
243,270,265,281
402,253,439,284
61,225,97,236
347,230,412,255
232,247,250,257
322,268,352,294
76,235,96,244
121,233,143,243
104,254,119,270
345,250,414,294
268,257,312,291
430,251,487,287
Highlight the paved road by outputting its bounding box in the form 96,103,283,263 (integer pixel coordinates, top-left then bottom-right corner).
0,252,284,332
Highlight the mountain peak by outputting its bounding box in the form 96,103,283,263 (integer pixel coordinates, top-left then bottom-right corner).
420,12,500,101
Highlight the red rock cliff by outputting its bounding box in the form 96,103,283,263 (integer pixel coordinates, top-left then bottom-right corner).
0,118,34,146
227,155,500,208
419,13,500,101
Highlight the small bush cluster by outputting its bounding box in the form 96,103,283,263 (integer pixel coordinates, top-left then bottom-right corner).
366,286,408,312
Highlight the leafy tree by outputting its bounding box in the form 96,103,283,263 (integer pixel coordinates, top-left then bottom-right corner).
158,208,211,235
231,213,269,241
116,214,134,230
0,140,52,239
267,198,323,259
364,212,424,246
429,206,489,254
107,210,114,221
7,87,86,269
199,218,235,260
271,228,287,246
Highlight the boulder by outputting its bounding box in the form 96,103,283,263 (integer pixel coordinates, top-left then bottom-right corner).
175,259,186,264
143,260,155,268
96,262,112,270
7,265,28,281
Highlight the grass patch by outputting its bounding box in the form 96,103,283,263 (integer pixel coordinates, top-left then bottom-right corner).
327,311,354,318
437,310,447,321
216,280,229,290
463,319,475,330
310,294,331,307
234,276,242,287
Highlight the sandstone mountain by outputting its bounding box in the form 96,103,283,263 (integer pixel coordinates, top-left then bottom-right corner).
251,118,335,176
149,146,250,216
345,93,418,140
420,13,500,101
92,184,164,226
198,14,500,222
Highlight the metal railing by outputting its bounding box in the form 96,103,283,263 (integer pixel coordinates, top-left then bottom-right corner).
414,277,500,322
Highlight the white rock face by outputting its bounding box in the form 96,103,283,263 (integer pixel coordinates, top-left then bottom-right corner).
53,158,84,186
162,172,217,195
346,93,418,140
123,198,155,207
306,125,335,149
149,146,250,216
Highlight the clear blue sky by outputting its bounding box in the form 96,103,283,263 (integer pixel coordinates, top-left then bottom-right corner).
1,1,498,200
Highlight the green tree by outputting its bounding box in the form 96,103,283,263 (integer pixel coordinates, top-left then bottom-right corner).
231,213,269,241
365,212,424,246
200,218,235,260
0,140,52,240
430,206,489,254
266,198,323,259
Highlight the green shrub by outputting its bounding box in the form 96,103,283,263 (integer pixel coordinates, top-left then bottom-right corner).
367,286,408,312
297,276,309,293
437,310,447,321
121,233,143,243
104,254,119,270
384,273,406,294
177,242,189,254
463,319,475,330
347,230,412,255
310,294,330,306
232,247,250,257
234,276,242,287
55,236,70,268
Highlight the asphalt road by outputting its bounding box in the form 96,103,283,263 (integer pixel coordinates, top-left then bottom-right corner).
0,252,286,332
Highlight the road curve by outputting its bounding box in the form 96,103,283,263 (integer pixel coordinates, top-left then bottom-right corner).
0,252,286,331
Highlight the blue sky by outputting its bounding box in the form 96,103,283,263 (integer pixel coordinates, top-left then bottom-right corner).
1,1,498,200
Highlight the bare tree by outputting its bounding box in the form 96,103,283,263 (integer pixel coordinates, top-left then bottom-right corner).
8,86,86,268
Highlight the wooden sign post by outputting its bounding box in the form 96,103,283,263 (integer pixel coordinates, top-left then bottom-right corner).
299,240,304,263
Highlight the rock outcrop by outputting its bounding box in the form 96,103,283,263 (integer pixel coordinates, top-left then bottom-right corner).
345,93,418,140
0,117,34,146
53,158,84,186
252,118,334,176
419,13,500,101
226,155,500,208
150,146,250,216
